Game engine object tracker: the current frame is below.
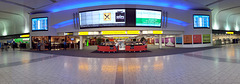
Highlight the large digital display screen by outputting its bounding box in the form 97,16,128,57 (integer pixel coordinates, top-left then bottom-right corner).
194,15,210,28
79,9,125,28
136,10,162,27
32,17,48,31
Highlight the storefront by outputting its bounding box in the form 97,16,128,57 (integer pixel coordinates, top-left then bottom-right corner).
212,30,240,45
0,34,30,49
31,36,80,50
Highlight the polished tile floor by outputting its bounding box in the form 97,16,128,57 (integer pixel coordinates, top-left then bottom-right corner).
0,44,240,84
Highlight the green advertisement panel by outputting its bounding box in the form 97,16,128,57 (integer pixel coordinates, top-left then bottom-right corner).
202,34,211,43
136,18,161,26
136,10,162,27
14,38,30,43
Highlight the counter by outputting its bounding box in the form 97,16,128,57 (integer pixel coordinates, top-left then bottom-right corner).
97,45,118,53
125,45,147,52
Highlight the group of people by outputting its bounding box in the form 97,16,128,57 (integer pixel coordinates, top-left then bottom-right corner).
1,41,17,51
36,41,80,51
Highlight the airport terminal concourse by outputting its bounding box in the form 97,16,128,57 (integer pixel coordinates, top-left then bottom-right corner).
2,0,240,84
30,5,212,51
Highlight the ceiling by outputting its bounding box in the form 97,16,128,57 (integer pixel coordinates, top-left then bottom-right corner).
0,0,239,36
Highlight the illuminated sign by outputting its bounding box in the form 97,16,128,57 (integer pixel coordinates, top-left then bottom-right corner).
101,31,126,35
32,17,48,31
104,13,111,21
79,31,100,35
136,10,162,27
153,30,163,34
88,32,99,35
226,32,234,34
194,15,210,28
127,30,140,34
143,30,163,34
20,34,30,38
79,9,125,28
80,30,162,35
64,32,73,36
23,38,30,41
79,32,89,35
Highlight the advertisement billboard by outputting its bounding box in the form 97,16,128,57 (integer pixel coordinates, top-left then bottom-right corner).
193,35,202,44
176,37,182,44
165,37,175,47
203,34,211,43
32,17,48,31
79,9,125,28
193,15,210,28
184,35,192,44
136,10,161,27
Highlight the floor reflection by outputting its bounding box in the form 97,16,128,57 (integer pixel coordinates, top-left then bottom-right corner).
1,44,240,84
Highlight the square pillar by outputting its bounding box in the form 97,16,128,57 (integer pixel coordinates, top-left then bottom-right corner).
159,35,162,49
164,37,166,46
80,36,83,50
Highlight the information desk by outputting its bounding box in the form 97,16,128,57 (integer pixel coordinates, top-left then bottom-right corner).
125,45,147,52
97,45,118,53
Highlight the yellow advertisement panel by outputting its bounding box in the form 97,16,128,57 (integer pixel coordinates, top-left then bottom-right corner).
127,30,140,34
102,31,126,35
20,34,30,38
79,32,89,35
153,31,163,34
64,33,73,35
226,32,234,34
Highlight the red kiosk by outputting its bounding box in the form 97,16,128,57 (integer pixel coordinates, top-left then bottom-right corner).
97,42,118,53
125,42,147,52
97,42,147,53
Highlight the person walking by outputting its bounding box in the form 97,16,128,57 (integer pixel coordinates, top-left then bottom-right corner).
4,43,8,51
37,42,41,51
12,41,16,50
64,41,67,50
78,41,80,50
115,41,119,52
1,43,3,51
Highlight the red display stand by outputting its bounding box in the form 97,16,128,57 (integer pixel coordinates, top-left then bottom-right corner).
125,45,147,52
97,45,117,53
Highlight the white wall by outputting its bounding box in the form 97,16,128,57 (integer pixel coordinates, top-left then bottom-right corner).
0,2,31,36
30,13,58,36
184,11,212,35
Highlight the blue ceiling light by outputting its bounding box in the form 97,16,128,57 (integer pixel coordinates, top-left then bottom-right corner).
168,18,189,26
52,19,74,29
173,5,189,10
51,0,189,12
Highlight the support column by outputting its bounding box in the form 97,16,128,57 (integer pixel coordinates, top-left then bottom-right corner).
159,35,162,49
174,35,177,47
211,33,213,45
164,37,166,46
30,36,32,49
80,36,83,50
182,34,184,45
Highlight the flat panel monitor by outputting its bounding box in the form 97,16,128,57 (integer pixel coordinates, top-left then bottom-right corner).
136,9,162,27
193,15,210,28
79,9,126,28
32,17,48,31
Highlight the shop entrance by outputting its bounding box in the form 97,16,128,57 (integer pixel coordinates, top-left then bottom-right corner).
31,36,80,50
82,34,179,51
213,34,240,45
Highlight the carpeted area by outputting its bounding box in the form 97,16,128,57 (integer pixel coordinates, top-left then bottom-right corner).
91,50,152,53
24,46,221,58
